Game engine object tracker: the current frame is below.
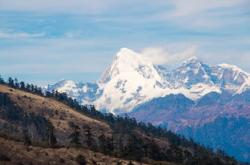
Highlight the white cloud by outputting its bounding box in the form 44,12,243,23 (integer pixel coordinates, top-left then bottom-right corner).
0,31,45,39
169,0,245,17
0,0,247,29
140,46,197,65
2,0,243,14
151,0,249,28
0,0,130,14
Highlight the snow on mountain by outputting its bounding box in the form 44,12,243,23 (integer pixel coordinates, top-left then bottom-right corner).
95,48,169,114
171,56,214,87
237,78,250,94
212,63,250,93
47,48,250,114
47,80,79,97
47,80,100,105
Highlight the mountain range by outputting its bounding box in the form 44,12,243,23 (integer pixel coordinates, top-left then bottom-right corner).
48,48,250,162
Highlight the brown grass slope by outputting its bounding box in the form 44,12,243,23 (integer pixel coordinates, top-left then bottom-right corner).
0,137,153,165
0,85,178,165
0,84,240,165
0,84,112,146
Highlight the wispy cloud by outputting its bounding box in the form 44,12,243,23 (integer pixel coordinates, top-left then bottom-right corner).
0,31,45,39
152,0,250,28
168,0,246,17
140,46,197,65
0,0,248,29
0,0,126,14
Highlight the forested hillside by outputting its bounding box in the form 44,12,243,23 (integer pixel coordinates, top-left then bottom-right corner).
0,76,240,165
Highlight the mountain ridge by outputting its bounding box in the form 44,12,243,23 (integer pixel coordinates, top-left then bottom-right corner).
48,47,250,114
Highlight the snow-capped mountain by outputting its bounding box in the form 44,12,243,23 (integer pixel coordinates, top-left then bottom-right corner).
47,80,100,105
48,48,250,114
95,48,169,114
47,47,250,162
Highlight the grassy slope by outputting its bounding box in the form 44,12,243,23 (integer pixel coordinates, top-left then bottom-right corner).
0,137,153,165
0,85,177,165
0,85,112,145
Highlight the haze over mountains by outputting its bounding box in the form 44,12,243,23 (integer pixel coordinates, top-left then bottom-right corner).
48,48,250,162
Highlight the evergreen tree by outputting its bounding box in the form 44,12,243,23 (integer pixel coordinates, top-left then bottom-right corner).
23,129,31,145
26,84,31,91
69,130,81,146
14,78,19,88
86,128,93,147
8,77,14,87
47,123,57,147
68,123,81,146
0,75,4,84
20,81,25,90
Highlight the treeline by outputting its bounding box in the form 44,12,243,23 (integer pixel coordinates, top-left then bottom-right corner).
0,76,198,147
0,76,239,165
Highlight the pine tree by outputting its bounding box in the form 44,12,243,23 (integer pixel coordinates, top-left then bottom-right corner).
14,78,19,88
47,123,57,147
23,129,31,145
20,81,25,90
69,130,81,146
0,75,4,84
68,123,81,146
8,77,14,87
86,128,92,147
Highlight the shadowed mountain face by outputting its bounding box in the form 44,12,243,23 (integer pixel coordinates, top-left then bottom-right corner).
181,117,250,163
128,91,250,162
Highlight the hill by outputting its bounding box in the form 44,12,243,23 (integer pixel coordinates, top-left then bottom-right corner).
0,81,240,165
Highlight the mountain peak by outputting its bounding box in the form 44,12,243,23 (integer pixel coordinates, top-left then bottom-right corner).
218,63,249,75
116,48,138,58
50,79,76,88
182,56,202,66
187,56,198,61
47,79,77,93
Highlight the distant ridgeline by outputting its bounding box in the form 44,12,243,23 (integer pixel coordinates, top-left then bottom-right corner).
0,75,242,165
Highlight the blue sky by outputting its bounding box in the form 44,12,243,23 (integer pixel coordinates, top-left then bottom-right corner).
0,0,249,86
